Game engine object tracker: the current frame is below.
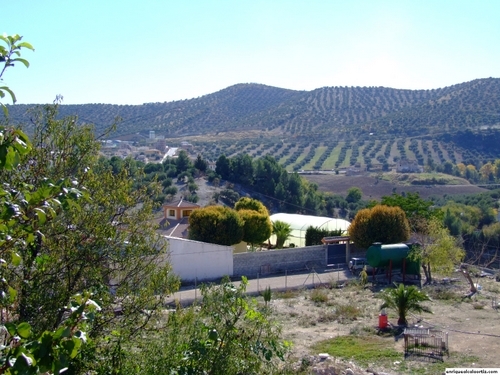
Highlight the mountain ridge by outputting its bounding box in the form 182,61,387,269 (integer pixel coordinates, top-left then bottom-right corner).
3,78,500,142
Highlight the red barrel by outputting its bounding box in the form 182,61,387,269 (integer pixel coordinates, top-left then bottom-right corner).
378,313,388,329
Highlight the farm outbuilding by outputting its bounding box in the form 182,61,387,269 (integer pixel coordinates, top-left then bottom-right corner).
269,213,350,248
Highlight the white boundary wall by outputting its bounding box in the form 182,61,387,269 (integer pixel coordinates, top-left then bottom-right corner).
162,236,233,281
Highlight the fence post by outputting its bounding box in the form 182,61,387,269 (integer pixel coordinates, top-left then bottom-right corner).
257,273,260,292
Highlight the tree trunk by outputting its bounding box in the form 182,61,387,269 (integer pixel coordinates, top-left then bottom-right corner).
461,267,477,298
422,263,432,285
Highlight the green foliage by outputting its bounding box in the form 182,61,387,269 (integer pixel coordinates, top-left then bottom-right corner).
309,288,328,304
272,220,292,249
188,205,244,245
234,197,268,214
219,187,240,206
237,209,272,248
0,293,100,375
0,122,96,373
215,154,231,180
312,335,400,366
0,34,34,116
194,153,208,172
380,192,437,233
0,106,180,373
234,198,272,247
440,201,483,235
305,226,343,246
122,277,290,374
359,266,368,286
380,283,432,326
173,150,191,173
262,285,272,307
349,205,410,249
0,127,31,170
411,218,465,283
346,187,362,203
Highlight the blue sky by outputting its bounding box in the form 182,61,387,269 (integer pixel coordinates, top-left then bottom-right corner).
2,0,500,105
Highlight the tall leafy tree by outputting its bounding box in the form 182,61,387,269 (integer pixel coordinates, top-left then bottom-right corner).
188,205,244,246
0,35,106,373
349,205,410,249
175,149,191,173
194,153,208,173
346,187,362,203
380,192,436,233
286,172,304,211
215,154,231,180
254,156,282,196
234,198,272,249
231,153,254,185
411,218,465,284
1,105,180,373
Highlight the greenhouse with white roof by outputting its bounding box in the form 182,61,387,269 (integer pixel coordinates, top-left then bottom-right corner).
269,213,351,248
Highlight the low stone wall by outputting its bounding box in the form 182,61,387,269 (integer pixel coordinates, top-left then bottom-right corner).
233,245,325,277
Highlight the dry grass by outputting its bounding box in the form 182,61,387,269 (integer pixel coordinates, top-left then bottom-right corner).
267,272,500,374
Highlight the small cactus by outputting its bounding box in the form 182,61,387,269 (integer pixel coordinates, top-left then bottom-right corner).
262,286,272,307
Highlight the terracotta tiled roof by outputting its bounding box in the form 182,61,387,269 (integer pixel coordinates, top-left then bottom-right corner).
163,199,200,209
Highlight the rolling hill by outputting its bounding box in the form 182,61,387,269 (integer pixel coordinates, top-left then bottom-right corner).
4,78,500,170
4,78,499,138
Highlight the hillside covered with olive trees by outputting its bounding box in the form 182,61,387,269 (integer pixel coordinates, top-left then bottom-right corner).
5,78,500,171
5,78,499,138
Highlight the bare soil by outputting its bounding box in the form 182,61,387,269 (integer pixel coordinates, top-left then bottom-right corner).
269,273,500,374
302,173,486,200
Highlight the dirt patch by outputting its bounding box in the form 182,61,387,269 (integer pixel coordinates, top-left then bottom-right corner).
302,173,486,200
269,273,500,374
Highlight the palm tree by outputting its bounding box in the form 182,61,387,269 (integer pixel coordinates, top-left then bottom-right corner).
272,220,292,249
380,283,432,326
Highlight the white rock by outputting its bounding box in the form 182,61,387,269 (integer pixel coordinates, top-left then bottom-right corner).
318,353,330,359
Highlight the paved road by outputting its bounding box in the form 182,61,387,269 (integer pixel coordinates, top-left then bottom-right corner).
166,266,357,306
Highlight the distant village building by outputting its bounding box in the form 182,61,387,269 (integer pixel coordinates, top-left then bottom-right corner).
208,161,217,171
346,166,362,176
396,159,423,173
155,138,166,153
180,141,193,150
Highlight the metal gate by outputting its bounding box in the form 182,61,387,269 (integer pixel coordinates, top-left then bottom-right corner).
327,243,346,265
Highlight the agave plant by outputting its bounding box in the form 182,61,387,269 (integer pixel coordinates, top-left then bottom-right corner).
380,283,432,326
